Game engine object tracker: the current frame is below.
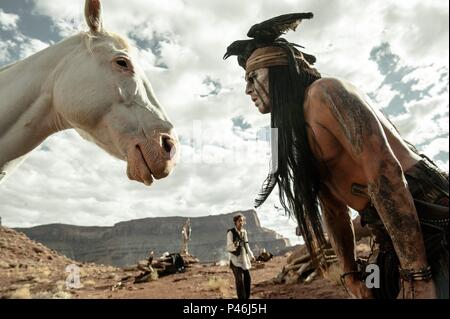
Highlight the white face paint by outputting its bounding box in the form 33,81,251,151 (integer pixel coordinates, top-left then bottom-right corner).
245,68,271,114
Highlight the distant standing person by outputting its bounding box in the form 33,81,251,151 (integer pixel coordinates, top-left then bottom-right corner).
181,218,191,255
227,214,255,299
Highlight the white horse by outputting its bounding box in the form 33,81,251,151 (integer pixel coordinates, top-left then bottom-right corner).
0,0,178,187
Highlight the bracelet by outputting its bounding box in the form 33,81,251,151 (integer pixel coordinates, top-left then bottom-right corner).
399,266,433,281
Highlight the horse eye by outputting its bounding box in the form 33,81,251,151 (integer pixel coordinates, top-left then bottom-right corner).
116,59,128,68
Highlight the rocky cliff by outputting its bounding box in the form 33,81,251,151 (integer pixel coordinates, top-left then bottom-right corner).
15,210,290,267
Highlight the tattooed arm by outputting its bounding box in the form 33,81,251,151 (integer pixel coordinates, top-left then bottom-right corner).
319,187,373,298
309,78,436,299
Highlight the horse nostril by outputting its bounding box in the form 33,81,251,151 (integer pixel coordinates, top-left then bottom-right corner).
162,136,175,156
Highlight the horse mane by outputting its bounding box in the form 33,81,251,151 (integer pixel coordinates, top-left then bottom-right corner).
108,32,131,51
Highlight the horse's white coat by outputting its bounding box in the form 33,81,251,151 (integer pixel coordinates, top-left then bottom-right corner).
0,0,178,186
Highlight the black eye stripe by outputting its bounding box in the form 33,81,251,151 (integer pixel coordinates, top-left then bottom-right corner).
247,74,256,83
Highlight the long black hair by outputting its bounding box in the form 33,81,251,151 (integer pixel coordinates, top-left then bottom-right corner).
254,57,327,256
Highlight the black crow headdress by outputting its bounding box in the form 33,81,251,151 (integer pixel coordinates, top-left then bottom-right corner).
223,12,316,74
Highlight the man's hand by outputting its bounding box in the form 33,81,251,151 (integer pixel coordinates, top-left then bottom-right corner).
344,274,373,299
398,279,437,299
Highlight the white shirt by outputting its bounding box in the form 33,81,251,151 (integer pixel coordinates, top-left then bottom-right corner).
227,227,254,270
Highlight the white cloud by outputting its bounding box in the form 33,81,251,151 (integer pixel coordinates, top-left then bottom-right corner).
393,95,448,143
0,40,14,64
382,1,449,67
18,38,49,59
0,8,51,64
0,9,19,30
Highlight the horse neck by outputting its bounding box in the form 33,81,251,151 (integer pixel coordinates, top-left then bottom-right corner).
0,34,83,179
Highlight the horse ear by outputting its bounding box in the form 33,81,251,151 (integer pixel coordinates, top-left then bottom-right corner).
84,0,103,33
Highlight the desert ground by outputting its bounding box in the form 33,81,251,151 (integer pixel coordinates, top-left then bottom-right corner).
0,226,353,299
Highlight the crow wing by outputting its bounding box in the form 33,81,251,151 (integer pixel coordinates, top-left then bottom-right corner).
247,12,313,41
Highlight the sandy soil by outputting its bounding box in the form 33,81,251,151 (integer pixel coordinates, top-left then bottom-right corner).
0,226,349,299
73,257,349,299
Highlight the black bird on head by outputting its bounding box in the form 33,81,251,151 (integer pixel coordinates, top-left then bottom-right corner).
223,12,316,70
247,12,313,40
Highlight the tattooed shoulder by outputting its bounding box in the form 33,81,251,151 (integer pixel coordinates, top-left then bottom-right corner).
312,78,376,154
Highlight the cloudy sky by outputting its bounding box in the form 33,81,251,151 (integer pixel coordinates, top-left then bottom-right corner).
0,0,448,246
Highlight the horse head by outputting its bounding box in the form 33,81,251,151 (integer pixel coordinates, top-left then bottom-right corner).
53,0,178,186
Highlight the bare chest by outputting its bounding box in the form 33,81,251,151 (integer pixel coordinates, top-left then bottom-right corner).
307,124,371,210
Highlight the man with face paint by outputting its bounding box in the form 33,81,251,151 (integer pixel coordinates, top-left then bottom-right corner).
224,13,448,299
245,68,270,114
